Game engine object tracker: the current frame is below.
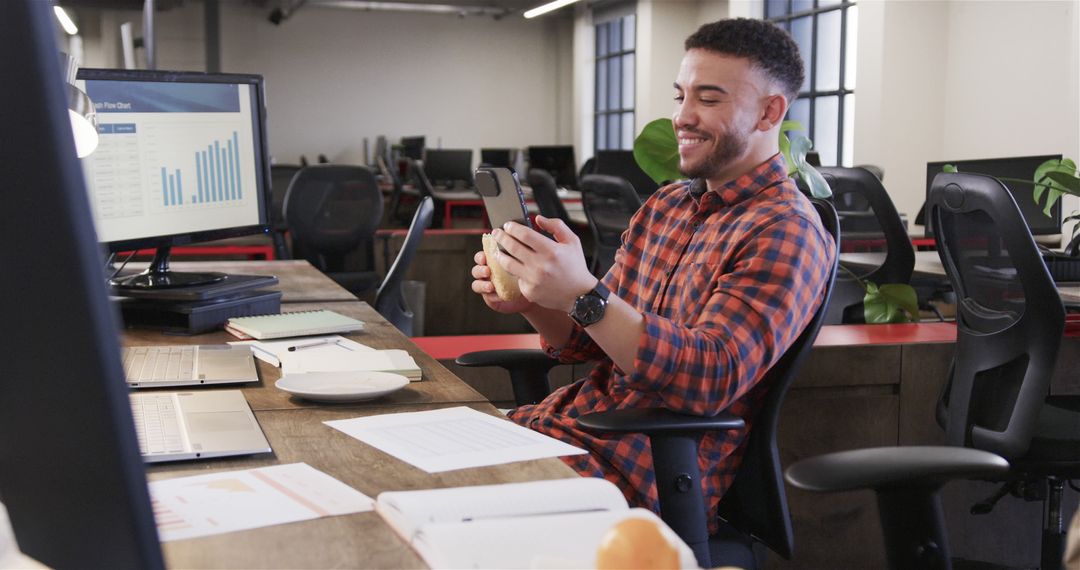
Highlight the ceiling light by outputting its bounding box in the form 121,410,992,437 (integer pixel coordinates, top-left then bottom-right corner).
315,0,509,18
523,0,581,19
54,6,78,35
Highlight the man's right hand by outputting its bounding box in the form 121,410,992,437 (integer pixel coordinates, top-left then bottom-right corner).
470,250,536,314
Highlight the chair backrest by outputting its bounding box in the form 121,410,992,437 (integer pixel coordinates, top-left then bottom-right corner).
818,166,914,324
283,164,383,273
375,197,434,336
580,174,643,277
594,149,660,198
409,159,444,228
716,198,840,560
929,172,1064,458
527,168,571,225
269,164,302,231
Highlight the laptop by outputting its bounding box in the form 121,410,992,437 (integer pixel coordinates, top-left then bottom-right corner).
129,390,272,463
122,344,259,388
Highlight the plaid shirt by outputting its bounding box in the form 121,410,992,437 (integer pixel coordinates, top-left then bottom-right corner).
508,154,835,532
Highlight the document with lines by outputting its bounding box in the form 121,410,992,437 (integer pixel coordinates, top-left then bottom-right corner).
323,406,586,473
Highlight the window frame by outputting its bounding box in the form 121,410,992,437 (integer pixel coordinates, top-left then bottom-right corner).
593,14,636,153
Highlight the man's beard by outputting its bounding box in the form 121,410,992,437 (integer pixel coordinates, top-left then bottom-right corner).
679,126,749,180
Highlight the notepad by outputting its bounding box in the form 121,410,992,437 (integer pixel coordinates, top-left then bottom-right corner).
225,310,365,340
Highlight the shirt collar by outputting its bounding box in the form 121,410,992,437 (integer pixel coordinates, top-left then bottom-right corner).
692,153,790,207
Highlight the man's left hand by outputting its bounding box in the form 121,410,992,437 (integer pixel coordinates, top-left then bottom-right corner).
491,215,597,313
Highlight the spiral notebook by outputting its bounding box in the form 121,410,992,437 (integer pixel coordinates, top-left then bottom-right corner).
225,310,365,340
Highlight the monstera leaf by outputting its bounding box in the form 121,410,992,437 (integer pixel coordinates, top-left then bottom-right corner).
633,118,681,185
863,281,920,324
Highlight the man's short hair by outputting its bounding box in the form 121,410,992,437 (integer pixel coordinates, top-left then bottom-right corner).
685,18,805,103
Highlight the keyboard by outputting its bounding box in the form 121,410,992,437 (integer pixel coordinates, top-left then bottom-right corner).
129,394,185,456
123,346,196,383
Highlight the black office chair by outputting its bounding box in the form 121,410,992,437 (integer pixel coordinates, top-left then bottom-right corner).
580,174,643,278
283,164,384,296
527,168,571,227
457,198,840,569
410,159,447,229
578,156,596,182
374,197,433,337
819,166,915,324
376,154,413,227
594,149,660,199
269,164,302,260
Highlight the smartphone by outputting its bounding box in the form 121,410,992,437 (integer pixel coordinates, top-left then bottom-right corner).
475,166,532,231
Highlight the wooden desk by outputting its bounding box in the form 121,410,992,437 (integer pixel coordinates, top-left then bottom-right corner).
122,260,357,303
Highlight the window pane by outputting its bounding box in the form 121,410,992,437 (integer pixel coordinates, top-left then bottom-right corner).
608,113,621,150
622,53,635,109
608,55,621,110
609,18,622,53
843,94,855,166
596,23,608,57
814,95,839,166
790,17,812,94
596,59,608,112
815,10,841,91
819,0,842,6
621,112,635,150
765,0,788,18
792,0,813,13
845,5,858,90
787,98,810,139
596,115,607,151
623,15,635,51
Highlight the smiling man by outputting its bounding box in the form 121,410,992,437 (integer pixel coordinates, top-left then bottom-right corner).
470,18,836,547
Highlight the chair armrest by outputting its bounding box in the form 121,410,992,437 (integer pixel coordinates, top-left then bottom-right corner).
784,446,1008,493
576,408,745,435
455,349,556,369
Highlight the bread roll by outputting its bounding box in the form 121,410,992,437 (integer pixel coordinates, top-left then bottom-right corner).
481,233,522,301
595,517,680,570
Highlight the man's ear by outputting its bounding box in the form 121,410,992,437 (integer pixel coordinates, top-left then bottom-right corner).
757,94,788,131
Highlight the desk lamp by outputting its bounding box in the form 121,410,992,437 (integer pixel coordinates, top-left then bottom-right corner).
60,52,98,157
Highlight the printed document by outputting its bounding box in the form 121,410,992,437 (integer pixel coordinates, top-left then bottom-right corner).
149,462,373,541
324,406,586,473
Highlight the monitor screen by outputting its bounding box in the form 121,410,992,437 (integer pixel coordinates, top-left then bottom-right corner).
1,1,163,567
480,148,515,168
423,148,473,186
401,136,425,160
77,68,271,253
527,145,577,189
594,149,659,197
926,155,1063,236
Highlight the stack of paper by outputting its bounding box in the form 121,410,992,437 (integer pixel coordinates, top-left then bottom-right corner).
233,336,422,381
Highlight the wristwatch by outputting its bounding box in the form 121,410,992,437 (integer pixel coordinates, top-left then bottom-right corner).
569,281,610,327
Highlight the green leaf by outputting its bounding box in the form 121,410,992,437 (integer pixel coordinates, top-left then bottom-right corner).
633,118,682,185
1046,171,1080,193
787,135,831,198
942,164,958,173
863,282,920,323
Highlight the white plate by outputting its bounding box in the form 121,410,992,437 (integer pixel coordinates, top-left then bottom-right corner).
275,371,409,402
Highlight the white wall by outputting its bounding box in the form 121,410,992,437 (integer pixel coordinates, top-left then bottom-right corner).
635,0,700,132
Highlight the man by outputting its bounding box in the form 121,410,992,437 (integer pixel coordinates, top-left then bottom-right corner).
470,18,835,535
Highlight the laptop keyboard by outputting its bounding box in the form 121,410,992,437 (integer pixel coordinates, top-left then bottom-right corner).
130,394,185,456
123,346,196,383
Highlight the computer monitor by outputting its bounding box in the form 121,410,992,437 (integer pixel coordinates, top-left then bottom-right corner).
401,136,425,160
528,145,577,189
480,148,515,169
423,148,474,187
925,155,1063,236
594,149,660,197
1,1,164,568
77,67,272,290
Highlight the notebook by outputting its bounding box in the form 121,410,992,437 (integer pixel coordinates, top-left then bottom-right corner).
129,390,271,463
122,345,260,388
225,309,365,340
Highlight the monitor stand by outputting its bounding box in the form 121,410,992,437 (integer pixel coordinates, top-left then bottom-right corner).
110,246,226,290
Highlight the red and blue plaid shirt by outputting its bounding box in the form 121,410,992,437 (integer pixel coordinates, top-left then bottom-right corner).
508,154,835,532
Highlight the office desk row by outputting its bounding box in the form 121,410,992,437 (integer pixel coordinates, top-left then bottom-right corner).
120,260,576,568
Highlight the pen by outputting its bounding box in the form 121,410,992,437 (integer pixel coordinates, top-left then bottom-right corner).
287,339,337,352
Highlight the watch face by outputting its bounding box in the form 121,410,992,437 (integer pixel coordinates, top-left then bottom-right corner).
574,294,605,325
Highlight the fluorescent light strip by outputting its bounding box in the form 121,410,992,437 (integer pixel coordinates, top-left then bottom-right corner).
317,0,508,17
54,6,79,35
523,0,581,19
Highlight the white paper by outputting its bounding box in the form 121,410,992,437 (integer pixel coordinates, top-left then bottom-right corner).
149,462,373,542
230,336,373,367
324,406,586,473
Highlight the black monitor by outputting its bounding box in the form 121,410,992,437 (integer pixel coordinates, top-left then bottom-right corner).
423,148,474,186
594,149,660,197
528,145,577,189
78,67,272,290
401,136,425,160
926,154,1063,235
0,1,164,568
480,148,515,168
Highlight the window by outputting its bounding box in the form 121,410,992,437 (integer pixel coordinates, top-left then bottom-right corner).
594,14,635,153
766,1,857,166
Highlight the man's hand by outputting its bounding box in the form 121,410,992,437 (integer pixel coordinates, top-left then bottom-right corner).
470,250,537,314
491,215,597,312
